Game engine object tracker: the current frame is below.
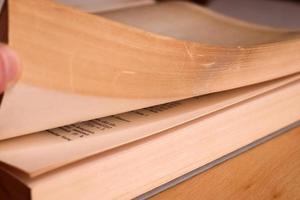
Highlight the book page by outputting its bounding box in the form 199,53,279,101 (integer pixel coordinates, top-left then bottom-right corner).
26,80,300,200
0,74,299,177
57,0,155,13
4,0,300,140
0,84,174,140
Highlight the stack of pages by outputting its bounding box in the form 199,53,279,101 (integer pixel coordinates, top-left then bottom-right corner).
0,0,300,199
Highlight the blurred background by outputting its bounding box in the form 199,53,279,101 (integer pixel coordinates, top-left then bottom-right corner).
204,0,300,29
61,0,300,28
1,0,300,28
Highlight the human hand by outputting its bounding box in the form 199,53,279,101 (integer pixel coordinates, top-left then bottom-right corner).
0,44,21,93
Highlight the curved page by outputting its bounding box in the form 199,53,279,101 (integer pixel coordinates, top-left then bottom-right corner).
1,0,300,138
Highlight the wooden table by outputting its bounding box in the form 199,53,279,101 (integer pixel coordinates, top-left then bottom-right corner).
151,126,300,200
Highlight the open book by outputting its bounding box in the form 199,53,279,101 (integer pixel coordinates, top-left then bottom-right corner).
0,0,300,199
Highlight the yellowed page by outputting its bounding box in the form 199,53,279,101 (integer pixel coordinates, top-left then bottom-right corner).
0,84,173,140
24,80,300,200
0,74,299,177
2,0,300,140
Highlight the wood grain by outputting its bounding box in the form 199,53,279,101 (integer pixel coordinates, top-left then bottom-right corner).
152,126,300,200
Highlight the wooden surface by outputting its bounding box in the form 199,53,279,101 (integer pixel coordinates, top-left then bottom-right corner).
152,125,300,200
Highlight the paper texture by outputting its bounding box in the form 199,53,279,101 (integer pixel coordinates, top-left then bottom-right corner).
0,74,299,176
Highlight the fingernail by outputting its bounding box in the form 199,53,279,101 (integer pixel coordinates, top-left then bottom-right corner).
0,45,21,89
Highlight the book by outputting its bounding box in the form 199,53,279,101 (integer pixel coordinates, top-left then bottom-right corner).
2,0,300,139
0,0,300,199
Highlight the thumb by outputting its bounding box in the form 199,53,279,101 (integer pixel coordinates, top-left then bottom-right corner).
0,45,21,92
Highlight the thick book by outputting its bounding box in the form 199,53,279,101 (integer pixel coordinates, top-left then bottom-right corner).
0,0,300,199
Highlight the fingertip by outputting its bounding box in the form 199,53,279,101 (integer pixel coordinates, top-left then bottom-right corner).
0,45,21,90
0,61,5,93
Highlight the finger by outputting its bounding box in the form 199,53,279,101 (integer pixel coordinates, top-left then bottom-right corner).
0,45,21,92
